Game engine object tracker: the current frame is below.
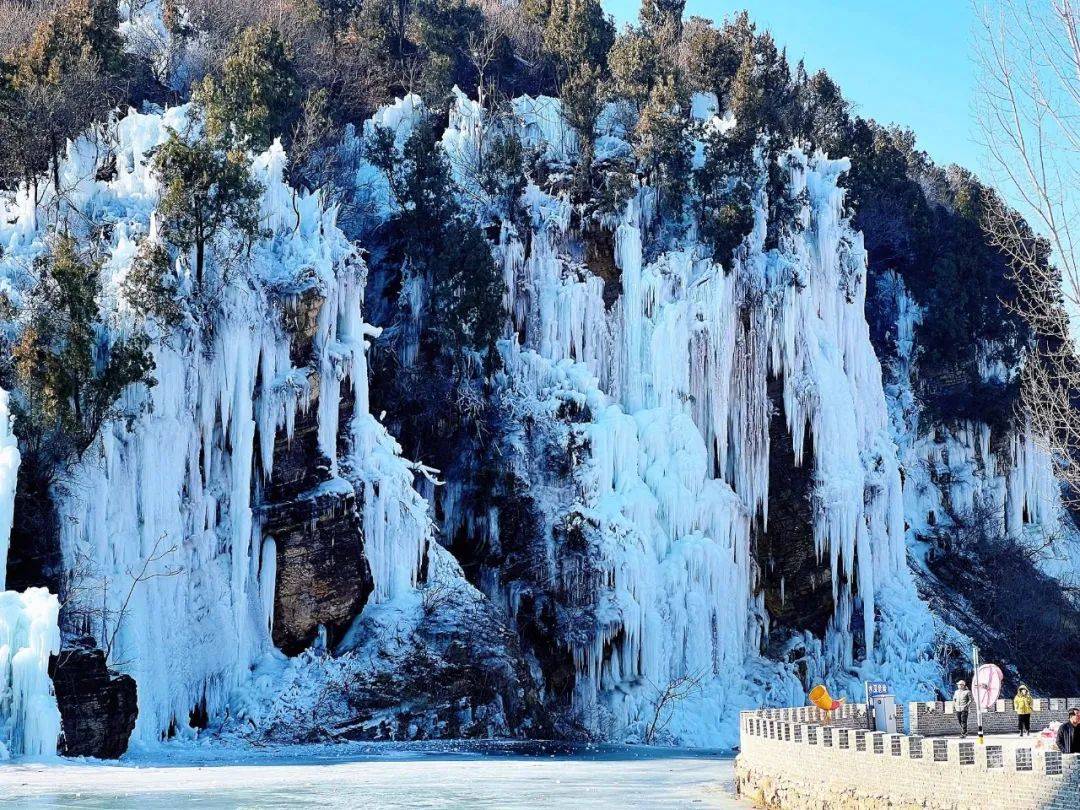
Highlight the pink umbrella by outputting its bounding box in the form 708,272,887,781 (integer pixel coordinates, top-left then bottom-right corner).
973,663,1003,710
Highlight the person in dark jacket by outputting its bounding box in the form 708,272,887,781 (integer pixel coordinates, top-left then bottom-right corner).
1057,708,1080,754
953,680,973,738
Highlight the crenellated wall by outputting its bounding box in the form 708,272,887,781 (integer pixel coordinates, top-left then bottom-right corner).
910,699,1080,738
736,709,1080,809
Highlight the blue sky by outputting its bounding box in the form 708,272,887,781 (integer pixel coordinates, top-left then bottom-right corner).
601,0,980,172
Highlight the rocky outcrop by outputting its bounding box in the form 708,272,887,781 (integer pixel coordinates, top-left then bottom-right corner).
330,591,547,742
263,481,373,655
6,460,63,593
753,377,833,637
261,291,373,656
48,644,137,759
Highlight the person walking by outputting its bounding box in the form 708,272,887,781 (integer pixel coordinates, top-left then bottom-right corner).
1056,708,1080,753
953,680,973,738
1013,685,1034,736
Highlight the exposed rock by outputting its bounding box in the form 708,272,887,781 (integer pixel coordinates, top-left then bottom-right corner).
281,287,326,368
233,545,550,745
6,459,63,593
263,371,330,503
753,377,833,637
261,283,373,656
48,644,137,759
262,482,373,655
582,221,621,308
329,594,547,742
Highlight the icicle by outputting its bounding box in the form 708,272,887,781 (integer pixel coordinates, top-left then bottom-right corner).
259,538,277,636
0,588,61,759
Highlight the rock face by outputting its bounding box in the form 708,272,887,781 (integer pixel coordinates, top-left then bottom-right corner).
333,590,547,741
263,481,373,655
48,644,137,759
754,378,833,637
261,293,374,656
235,543,551,746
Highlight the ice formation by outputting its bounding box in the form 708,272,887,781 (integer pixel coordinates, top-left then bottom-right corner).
0,104,431,747
429,91,944,744
0,78,1074,757
1,387,61,760
0,588,61,759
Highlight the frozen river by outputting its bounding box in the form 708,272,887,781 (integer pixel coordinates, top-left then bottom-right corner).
0,744,742,808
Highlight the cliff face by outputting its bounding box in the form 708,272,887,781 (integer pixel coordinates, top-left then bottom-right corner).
0,86,1076,759
49,644,137,758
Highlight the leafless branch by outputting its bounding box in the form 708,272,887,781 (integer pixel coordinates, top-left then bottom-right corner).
975,0,1080,502
642,669,705,744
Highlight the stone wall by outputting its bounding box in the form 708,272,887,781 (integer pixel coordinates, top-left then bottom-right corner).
736,710,1080,809
754,702,903,731
910,698,1079,737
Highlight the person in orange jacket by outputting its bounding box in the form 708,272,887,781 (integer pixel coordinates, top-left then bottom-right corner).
1013,684,1033,736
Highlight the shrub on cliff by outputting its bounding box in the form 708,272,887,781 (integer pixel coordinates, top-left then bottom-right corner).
12,235,155,463
194,24,300,153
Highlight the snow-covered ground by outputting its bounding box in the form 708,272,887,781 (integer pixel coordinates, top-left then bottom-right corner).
0,747,741,808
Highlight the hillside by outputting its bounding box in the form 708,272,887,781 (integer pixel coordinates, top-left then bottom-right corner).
0,0,1077,758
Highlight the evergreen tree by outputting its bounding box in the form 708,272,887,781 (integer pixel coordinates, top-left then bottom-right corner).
196,25,300,152
13,235,155,459
121,239,183,328
634,75,692,221
0,0,128,192
639,0,684,62
540,0,614,77
695,124,754,266
678,16,740,103
372,117,505,354
607,27,657,111
795,67,849,156
561,61,602,201
639,0,686,35
728,32,794,148
152,132,263,284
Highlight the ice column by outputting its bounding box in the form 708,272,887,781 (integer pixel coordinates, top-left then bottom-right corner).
0,589,62,759
0,387,61,760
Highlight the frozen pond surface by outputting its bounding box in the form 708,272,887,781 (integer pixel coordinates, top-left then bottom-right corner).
0,743,742,808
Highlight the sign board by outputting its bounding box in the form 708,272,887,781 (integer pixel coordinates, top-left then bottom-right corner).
865,681,897,733
865,681,892,704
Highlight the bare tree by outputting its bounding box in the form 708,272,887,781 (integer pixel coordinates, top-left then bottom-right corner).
467,27,502,110
61,533,183,667
0,0,60,58
642,670,705,744
975,1,1080,500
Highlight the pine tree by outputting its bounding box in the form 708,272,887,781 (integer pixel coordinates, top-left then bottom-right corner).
795,68,849,156
607,27,657,111
196,25,300,152
728,29,793,147
541,0,614,77
561,62,602,202
13,235,155,458
678,17,740,103
0,0,128,192
635,75,692,221
639,0,685,35
374,117,505,354
152,132,263,283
